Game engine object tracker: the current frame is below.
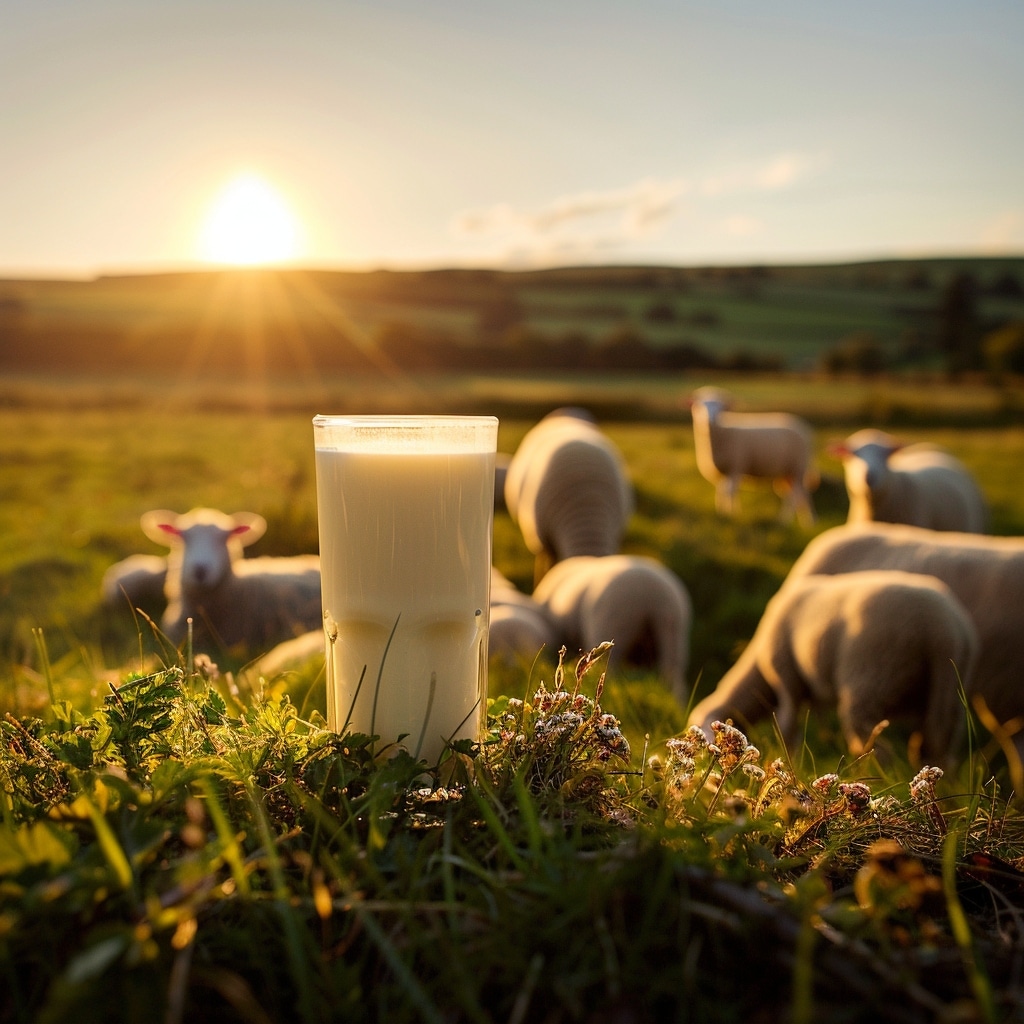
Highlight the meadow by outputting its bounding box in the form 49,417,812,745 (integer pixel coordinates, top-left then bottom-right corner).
5,368,1024,1023
7,368,1024,720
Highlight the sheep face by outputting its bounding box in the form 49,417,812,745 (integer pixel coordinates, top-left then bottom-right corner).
689,387,730,423
832,430,900,495
141,508,267,598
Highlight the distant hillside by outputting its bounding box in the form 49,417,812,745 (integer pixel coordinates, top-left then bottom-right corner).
1,257,1021,379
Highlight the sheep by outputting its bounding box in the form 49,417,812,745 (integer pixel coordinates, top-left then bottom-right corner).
689,386,817,525
688,570,978,764
503,408,635,583
250,629,325,679
531,554,692,702
488,568,558,664
140,507,322,655
829,428,988,533
774,522,1024,759
101,553,168,612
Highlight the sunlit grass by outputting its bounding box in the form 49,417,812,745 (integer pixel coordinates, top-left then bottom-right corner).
2,642,1023,1022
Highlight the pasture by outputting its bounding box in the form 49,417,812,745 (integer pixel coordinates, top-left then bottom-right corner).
5,369,1024,740
5,369,1024,1023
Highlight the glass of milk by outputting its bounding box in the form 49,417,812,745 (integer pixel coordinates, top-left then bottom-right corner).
312,415,498,763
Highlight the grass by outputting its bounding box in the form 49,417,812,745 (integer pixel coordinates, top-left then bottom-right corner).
4,371,1024,1020
2,644,1024,1023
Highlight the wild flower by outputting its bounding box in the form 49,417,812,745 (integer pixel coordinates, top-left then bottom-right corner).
593,712,630,762
666,725,710,760
909,766,943,806
709,719,756,770
909,765,947,834
478,644,634,826
811,773,840,799
839,781,873,816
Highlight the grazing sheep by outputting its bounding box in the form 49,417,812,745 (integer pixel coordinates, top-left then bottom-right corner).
689,386,816,525
251,629,325,679
829,428,988,533
777,522,1024,758
688,570,977,764
488,568,558,664
141,507,322,655
503,409,635,583
101,553,168,612
532,554,692,702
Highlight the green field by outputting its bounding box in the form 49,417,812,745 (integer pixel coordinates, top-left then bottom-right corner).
7,366,1024,1022
5,370,1024,735
3,255,1023,379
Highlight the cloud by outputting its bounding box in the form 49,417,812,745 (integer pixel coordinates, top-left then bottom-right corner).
979,209,1024,251
699,152,826,197
453,177,688,241
451,151,826,261
721,214,763,237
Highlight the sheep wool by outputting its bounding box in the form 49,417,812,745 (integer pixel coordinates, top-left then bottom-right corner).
532,554,692,703
781,522,1024,759
101,553,168,611
503,409,635,583
689,386,816,525
831,428,988,533
688,570,977,765
140,507,322,656
488,568,558,664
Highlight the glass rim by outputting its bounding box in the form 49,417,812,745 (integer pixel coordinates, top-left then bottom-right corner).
313,414,498,453
313,414,498,428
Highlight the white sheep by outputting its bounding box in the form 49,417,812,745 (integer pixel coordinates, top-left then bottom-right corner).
503,409,635,583
140,507,322,655
250,629,325,679
688,570,977,764
532,554,692,702
101,553,168,612
777,522,1024,759
488,568,558,664
829,428,988,533
689,386,816,525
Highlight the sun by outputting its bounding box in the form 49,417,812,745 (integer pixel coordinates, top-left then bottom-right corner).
198,173,303,266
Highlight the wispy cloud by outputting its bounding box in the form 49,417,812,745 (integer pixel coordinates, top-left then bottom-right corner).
454,177,688,241
452,151,826,260
979,209,1024,251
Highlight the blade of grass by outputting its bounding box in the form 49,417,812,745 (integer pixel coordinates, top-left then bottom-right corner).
943,831,996,1024
31,628,55,707
196,774,251,897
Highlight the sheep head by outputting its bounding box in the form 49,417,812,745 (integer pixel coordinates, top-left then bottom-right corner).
688,386,732,423
828,429,904,492
141,508,267,596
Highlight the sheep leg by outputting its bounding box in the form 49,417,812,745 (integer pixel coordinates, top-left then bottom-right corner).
774,478,815,527
920,656,969,768
715,477,738,516
773,683,800,751
789,481,816,528
836,683,892,760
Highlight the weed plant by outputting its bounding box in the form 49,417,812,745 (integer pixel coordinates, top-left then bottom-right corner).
2,642,1024,1024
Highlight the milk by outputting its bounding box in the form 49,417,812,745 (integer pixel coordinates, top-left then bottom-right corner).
313,417,497,763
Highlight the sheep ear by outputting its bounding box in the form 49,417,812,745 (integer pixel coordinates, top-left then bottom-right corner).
230,512,267,546
140,510,181,546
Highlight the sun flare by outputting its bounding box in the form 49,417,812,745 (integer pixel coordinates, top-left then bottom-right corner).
198,173,302,265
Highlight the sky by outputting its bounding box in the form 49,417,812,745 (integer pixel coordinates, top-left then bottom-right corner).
2,0,1023,277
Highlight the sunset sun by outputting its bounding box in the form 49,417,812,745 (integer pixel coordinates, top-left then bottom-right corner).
198,173,302,265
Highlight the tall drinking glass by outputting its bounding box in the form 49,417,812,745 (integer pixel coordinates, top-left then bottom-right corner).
313,415,498,763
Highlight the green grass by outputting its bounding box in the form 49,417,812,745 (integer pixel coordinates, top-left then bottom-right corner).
5,372,1024,713
2,647,1024,1023
4,372,1024,1021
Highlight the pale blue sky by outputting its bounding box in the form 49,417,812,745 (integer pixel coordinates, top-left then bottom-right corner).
2,0,1022,275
